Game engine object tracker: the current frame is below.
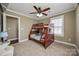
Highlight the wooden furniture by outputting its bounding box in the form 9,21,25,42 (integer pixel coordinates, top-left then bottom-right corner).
29,23,54,49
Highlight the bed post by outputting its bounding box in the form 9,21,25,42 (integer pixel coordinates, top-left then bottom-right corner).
44,27,48,49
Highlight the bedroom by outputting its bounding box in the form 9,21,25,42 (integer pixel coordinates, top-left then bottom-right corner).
0,3,79,56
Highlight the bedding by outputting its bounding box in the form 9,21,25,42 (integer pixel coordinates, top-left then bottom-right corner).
30,34,41,41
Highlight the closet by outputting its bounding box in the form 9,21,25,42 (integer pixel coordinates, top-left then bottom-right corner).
6,16,18,44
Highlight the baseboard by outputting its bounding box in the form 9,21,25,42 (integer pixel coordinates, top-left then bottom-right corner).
54,40,79,54
55,40,76,47
19,38,28,43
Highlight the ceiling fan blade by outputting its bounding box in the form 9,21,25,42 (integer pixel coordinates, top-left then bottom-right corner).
42,13,47,16
30,12,37,14
33,6,39,13
42,8,50,12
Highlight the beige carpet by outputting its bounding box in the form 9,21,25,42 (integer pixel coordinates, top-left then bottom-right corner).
12,40,77,56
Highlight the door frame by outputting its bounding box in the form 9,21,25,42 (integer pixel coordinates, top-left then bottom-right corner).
3,13,20,42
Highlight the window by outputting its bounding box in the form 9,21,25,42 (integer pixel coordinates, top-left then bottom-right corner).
49,15,64,36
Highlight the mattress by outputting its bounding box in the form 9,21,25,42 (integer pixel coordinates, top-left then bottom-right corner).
30,34,41,41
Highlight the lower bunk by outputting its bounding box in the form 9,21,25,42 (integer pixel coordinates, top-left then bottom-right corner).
30,39,53,49
29,34,54,49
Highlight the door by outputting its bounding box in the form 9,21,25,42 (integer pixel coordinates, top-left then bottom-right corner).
6,16,18,44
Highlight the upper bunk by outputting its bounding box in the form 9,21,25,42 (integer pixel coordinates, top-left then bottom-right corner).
32,23,48,29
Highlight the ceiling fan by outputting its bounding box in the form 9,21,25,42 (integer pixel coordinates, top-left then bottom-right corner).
30,6,50,17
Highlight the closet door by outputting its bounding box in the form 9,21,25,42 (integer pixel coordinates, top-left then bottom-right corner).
6,16,18,41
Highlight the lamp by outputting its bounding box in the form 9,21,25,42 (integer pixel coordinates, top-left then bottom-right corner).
37,13,43,17
0,32,8,42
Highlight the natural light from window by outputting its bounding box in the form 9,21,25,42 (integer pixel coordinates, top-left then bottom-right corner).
49,15,64,36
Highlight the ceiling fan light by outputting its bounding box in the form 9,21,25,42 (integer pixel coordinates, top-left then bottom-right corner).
37,13,43,17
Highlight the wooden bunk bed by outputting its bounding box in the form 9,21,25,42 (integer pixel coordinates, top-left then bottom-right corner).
29,23,54,49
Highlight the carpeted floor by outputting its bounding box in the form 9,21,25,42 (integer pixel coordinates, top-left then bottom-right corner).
12,40,77,56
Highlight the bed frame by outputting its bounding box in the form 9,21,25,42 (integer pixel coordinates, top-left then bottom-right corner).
29,23,54,49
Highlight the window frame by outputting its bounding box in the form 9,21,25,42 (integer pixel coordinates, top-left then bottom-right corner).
50,15,64,37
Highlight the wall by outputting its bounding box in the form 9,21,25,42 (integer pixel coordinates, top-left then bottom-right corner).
38,11,76,44
76,4,79,50
5,10,37,42
38,18,50,24
20,16,37,40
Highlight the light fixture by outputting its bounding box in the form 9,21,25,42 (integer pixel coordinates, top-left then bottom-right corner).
37,13,43,17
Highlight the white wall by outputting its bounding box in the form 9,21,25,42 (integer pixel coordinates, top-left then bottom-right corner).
76,4,79,50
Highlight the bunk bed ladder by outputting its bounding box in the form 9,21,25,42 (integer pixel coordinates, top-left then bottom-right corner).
44,27,49,48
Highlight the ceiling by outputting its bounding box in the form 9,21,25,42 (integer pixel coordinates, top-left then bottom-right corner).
7,3,77,20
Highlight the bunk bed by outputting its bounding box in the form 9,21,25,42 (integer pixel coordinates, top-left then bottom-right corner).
29,23,54,49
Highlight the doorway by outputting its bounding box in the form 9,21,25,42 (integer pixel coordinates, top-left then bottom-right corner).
5,14,20,44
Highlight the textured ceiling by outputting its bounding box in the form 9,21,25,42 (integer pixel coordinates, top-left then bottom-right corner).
7,3,77,20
